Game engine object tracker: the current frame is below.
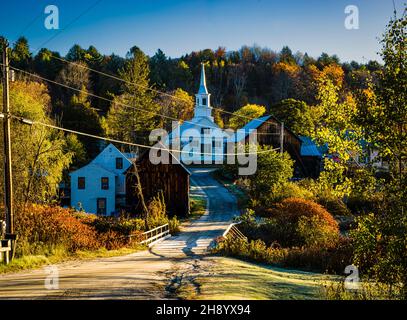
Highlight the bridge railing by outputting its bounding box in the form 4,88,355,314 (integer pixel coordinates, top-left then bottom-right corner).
140,223,171,246
223,222,247,241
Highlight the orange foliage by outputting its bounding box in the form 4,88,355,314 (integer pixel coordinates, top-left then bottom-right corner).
322,64,344,87
267,197,339,231
17,204,100,252
273,61,300,75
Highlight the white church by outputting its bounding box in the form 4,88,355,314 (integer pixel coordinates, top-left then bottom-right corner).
168,63,226,164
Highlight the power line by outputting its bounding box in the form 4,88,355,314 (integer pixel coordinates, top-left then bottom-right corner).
2,112,279,157
44,53,273,125
9,36,281,128
6,64,280,136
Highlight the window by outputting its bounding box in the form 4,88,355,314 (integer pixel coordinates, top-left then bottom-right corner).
201,127,210,135
97,198,107,215
101,177,109,190
116,157,123,169
202,98,207,105
78,177,85,190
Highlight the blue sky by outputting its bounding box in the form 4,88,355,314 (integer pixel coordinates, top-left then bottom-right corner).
0,0,404,62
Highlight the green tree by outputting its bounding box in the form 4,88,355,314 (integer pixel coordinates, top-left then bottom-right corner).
157,88,194,130
0,81,74,204
61,88,103,159
10,37,32,70
271,98,315,135
352,10,407,298
56,61,91,104
104,46,158,145
310,78,362,197
249,148,294,206
228,104,266,130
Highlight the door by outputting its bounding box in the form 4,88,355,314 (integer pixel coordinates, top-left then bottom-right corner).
97,198,107,215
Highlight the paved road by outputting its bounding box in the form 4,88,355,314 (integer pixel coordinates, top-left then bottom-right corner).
0,168,238,299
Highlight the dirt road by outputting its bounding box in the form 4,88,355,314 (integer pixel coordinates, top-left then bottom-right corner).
0,168,238,299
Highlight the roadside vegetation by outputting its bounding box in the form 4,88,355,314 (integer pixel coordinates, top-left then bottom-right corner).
1,193,180,273
215,12,406,300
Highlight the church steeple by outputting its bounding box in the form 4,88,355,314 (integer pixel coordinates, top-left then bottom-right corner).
198,63,209,94
194,63,213,120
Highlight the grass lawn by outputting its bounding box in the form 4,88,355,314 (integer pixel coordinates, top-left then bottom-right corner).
188,194,207,219
179,256,336,300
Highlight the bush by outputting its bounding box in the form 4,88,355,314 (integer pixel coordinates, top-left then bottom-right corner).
282,237,353,273
147,192,168,228
168,216,181,234
90,216,145,235
215,236,353,274
214,237,287,265
15,204,147,258
268,181,315,204
16,204,100,256
265,197,340,248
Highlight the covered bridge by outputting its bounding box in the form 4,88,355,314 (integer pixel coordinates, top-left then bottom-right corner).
125,144,191,217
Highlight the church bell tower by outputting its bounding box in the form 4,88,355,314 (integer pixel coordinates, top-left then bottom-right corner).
194,63,213,121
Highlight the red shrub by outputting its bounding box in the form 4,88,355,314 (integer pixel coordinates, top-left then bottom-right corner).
16,204,100,253
267,197,339,230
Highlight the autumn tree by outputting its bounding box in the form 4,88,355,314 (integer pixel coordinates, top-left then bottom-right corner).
228,104,266,130
0,81,74,204
157,88,194,130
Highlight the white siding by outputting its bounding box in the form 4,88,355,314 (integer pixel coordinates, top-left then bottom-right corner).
69,144,133,215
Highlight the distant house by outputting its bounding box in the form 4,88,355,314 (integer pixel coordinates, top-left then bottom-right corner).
126,144,191,217
70,143,134,215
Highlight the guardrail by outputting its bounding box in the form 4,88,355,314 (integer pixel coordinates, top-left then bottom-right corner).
223,222,247,241
140,223,171,247
0,239,11,265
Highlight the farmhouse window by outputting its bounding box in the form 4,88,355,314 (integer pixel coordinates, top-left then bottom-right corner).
101,177,109,190
97,198,107,215
78,177,85,189
116,157,123,169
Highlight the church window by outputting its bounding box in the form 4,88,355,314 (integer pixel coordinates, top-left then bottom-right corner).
202,98,207,105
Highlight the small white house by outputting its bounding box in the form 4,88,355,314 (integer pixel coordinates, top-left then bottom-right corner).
70,143,134,215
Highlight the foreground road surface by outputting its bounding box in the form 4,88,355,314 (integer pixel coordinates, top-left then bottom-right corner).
0,168,238,299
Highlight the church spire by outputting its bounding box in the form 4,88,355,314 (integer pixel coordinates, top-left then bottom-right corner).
198,63,208,94
194,62,213,120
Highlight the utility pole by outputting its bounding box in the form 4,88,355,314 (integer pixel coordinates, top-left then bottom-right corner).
1,39,14,235
280,122,284,155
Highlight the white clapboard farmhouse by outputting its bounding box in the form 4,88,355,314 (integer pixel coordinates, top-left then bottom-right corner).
70,143,134,215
